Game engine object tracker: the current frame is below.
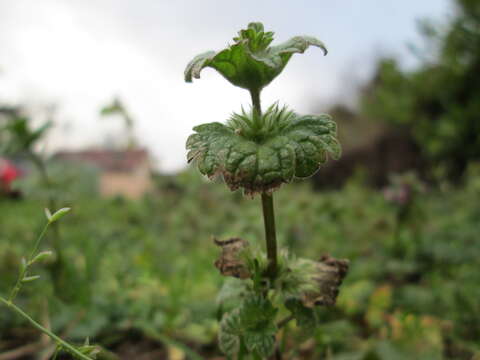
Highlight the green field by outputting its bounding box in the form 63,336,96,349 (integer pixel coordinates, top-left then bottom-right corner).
1,166,479,359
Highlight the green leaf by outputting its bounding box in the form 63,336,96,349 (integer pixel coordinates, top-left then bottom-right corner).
218,295,278,358
186,105,340,195
285,298,317,330
30,251,53,265
44,208,53,221
219,309,242,357
185,22,327,92
77,345,100,358
216,278,250,305
241,296,276,357
240,295,278,330
243,331,276,358
2,115,52,153
29,121,53,145
48,207,71,223
20,258,27,272
22,275,41,283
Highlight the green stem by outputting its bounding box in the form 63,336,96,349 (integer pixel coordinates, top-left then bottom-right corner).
0,297,93,360
28,223,50,263
250,89,262,115
261,193,278,279
8,222,50,302
250,88,263,131
250,89,278,280
28,151,65,293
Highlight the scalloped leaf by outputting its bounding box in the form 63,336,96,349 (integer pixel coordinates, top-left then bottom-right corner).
285,298,318,330
240,295,278,330
219,309,242,357
243,331,276,358
184,22,327,91
218,295,278,358
186,110,340,195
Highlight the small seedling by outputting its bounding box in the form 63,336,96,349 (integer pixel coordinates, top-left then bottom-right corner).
186,22,349,359
0,207,99,360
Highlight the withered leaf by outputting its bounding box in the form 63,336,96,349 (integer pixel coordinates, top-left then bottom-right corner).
214,238,251,279
302,254,349,308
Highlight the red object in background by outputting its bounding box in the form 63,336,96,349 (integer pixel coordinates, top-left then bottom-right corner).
0,158,22,192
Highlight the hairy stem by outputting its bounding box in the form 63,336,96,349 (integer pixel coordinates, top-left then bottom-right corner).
250,89,279,279
0,297,93,360
261,193,278,278
250,89,262,115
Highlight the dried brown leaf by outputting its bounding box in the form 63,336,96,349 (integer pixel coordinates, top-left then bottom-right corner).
302,254,349,307
214,238,251,279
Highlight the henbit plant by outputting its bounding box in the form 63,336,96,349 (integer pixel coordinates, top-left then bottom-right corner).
0,208,99,360
185,22,349,359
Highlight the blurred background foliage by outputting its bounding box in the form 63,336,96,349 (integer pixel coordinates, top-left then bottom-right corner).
1,0,480,359
361,0,480,181
1,167,480,359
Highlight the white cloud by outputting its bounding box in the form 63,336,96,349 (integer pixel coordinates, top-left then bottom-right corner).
0,0,451,172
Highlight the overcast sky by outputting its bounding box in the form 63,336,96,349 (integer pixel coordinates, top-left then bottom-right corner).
0,0,452,172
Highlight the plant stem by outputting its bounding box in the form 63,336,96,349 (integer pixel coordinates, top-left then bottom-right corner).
250,89,279,279
0,297,93,360
250,89,262,115
261,193,278,278
28,151,66,296
8,222,50,302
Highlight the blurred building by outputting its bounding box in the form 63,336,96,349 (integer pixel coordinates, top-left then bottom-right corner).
55,149,152,199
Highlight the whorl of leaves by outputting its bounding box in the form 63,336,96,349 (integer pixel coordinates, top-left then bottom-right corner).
186,104,340,195
185,22,327,92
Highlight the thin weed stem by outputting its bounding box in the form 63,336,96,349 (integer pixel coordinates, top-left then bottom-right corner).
0,297,93,360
